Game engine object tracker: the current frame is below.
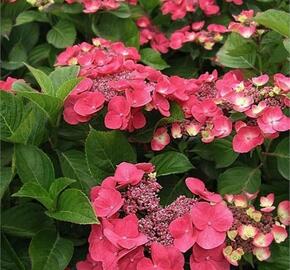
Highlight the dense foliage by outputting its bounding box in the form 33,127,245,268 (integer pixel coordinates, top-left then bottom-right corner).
1,0,290,270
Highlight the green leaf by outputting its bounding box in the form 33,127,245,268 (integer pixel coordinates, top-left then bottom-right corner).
16,91,62,124
13,182,53,209
49,66,80,93
1,234,25,270
255,9,290,38
28,43,51,66
217,33,257,68
29,229,73,270
212,140,239,168
1,17,12,38
2,43,27,70
1,203,54,238
0,91,24,140
47,20,77,49
109,3,131,18
7,104,48,145
58,150,96,193
15,10,49,26
56,77,82,101
0,167,13,199
157,102,184,127
140,48,169,70
150,151,193,177
15,144,55,190
85,129,136,181
25,64,55,95
283,38,290,54
12,81,35,92
46,188,98,224
218,166,261,195
49,177,76,201
139,0,160,12
92,13,139,48
274,138,290,180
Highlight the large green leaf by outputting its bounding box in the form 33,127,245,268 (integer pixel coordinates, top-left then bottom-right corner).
46,188,98,224
109,3,131,18
274,138,290,180
28,43,51,66
47,20,77,49
15,10,49,26
150,151,193,176
93,13,139,48
55,77,82,101
7,104,48,145
15,144,55,190
0,167,13,199
25,64,54,95
58,150,96,193
85,129,136,181
29,229,73,270
218,166,261,195
16,91,62,124
255,9,290,38
0,91,24,140
1,203,54,238
2,43,27,70
140,48,169,70
49,66,80,93
1,234,26,270
217,33,257,68
13,182,53,210
49,177,76,203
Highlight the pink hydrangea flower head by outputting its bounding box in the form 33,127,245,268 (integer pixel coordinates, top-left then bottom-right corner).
114,162,144,186
104,214,148,249
212,116,232,138
190,202,233,249
232,126,264,153
277,200,290,225
151,127,170,151
185,177,222,203
169,213,197,252
137,242,184,270
199,0,220,16
190,244,230,270
76,255,103,270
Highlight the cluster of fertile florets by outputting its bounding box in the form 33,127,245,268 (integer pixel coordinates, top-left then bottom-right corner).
64,0,137,13
155,69,290,153
75,162,290,270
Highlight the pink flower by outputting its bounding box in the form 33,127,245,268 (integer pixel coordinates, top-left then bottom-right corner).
277,201,290,226
253,232,274,248
260,193,275,213
232,126,264,153
190,202,233,249
105,96,131,130
92,187,124,218
104,214,148,249
76,255,103,270
212,116,232,138
257,107,290,134
114,162,144,186
169,214,197,252
245,101,267,118
170,32,186,49
151,127,170,151
191,99,221,123
253,247,271,261
137,242,184,270
125,81,152,108
118,247,144,270
274,73,290,91
185,178,222,203
0,77,19,92
171,123,182,139
226,0,243,5
127,109,146,132
190,244,230,270
89,225,119,266
252,74,269,86
271,224,288,243
151,92,170,117
74,91,105,116
199,0,220,16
